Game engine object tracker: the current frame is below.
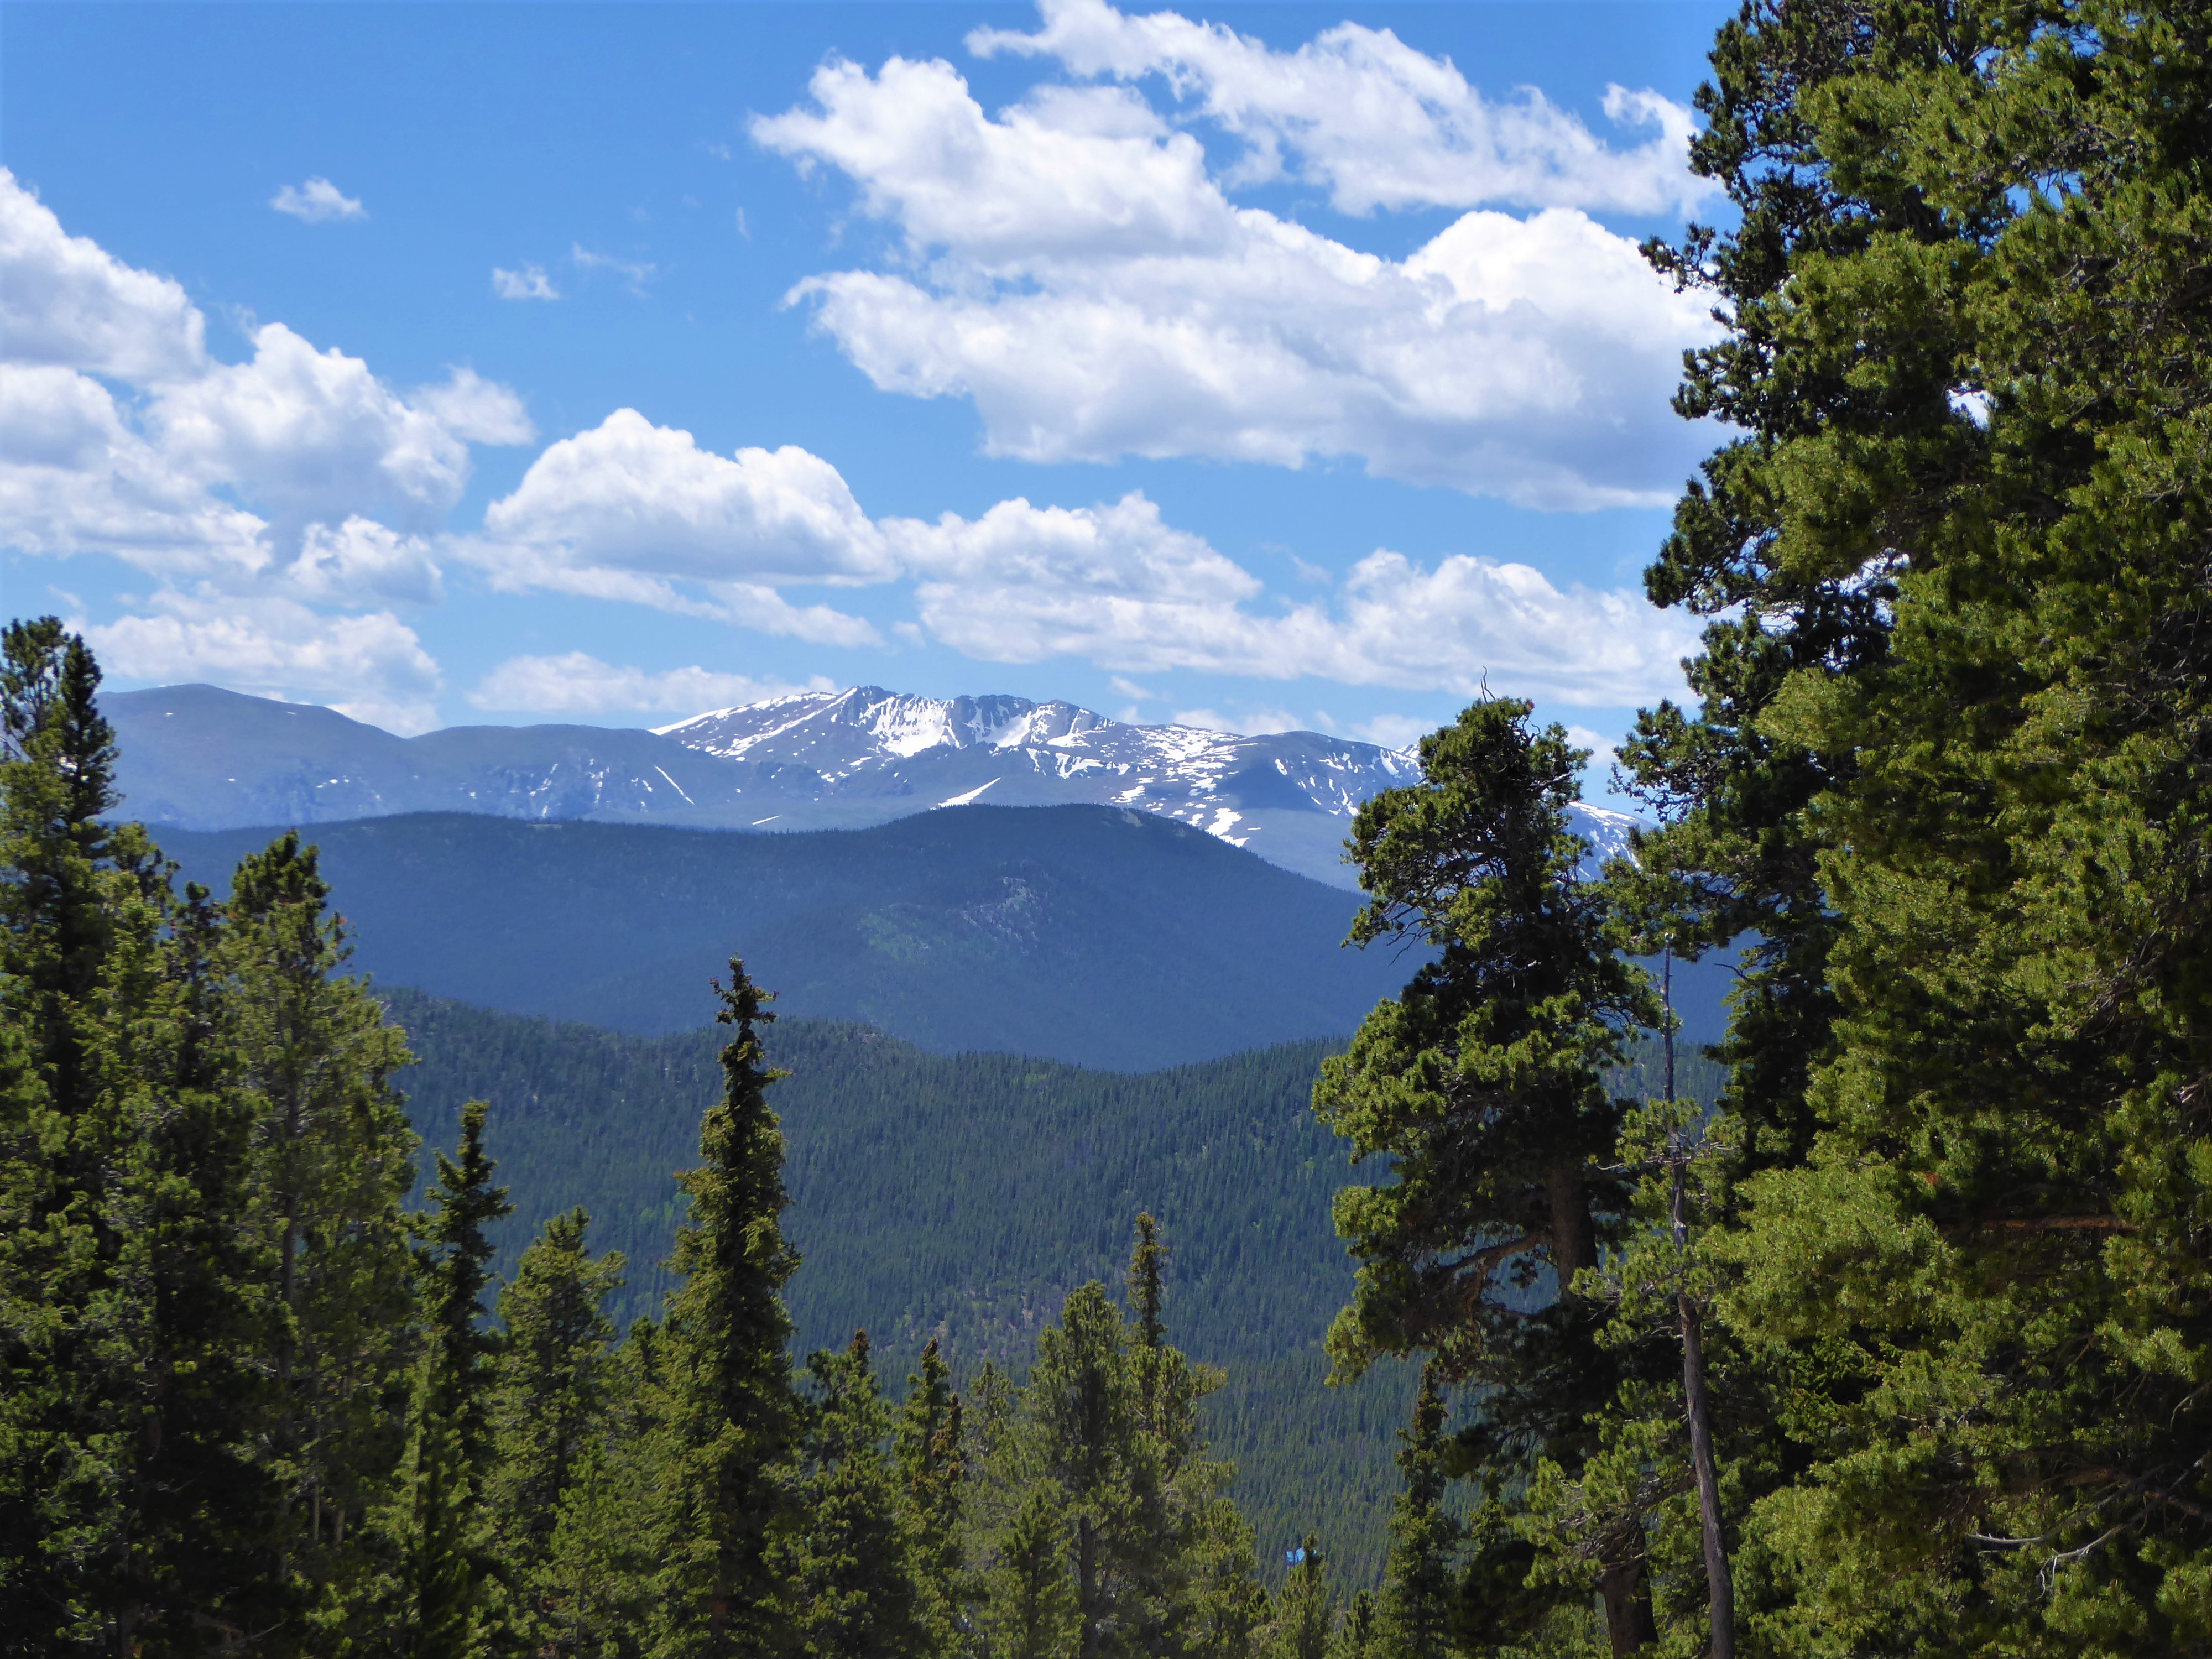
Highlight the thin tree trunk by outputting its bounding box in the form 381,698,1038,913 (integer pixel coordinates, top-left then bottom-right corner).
1679,1298,1735,1657
1665,947,1735,1658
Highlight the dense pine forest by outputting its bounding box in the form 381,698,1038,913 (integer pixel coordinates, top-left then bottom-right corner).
9,0,2212,1654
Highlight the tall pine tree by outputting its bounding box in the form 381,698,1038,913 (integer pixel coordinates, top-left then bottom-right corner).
1313,698,1660,1652
648,959,802,1659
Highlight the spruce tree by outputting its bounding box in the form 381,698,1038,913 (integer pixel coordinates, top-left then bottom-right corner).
895,1338,968,1655
983,1485,1076,1659
0,621,279,1647
224,830,416,1630
1374,1366,1458,1659
417,1100,512,1475
1313,698,1660,1651
785,1332,925,1658
1264,1536,1334,1659
487,1206,626,1642
648,958,801,1659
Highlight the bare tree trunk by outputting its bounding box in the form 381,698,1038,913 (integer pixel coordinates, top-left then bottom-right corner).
1665,947,1735,1658
1679,1296,1735,1658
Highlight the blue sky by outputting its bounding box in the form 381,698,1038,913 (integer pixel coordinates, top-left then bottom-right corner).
2,0,1734,780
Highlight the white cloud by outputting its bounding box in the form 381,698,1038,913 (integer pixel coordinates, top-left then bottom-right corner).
970,0,1711,216
571,244,656,292
148,322,477,530
493,263,560,301
470,651,833,716
756,53,1718,507
1168,703,1305,735
1341,711,1433,751
0,169,206,382
414,367,536,446
270,177,367,224
2,175,535,581
81,591,441,734
1564,722,1621,779
477,408,895,589
887,489,1694,705
0,364,271,576
284,516,443,607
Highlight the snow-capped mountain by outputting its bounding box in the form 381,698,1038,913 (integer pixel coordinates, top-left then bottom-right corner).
107,684,1637,889
656,687,1636,878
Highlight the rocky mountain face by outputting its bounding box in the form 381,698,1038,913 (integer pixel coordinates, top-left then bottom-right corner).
108,683,1637,888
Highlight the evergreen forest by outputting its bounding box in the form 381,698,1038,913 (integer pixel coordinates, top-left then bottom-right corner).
9,1,2212,1654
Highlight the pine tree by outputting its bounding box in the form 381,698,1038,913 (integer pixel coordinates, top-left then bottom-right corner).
1624,0,2212,1644
1313,698,1661,1651
895,1338,968,1656
0,620,281,1647
487,1206,627,1644
648,958,801,1659
1264,1536,1334,1659
1374,1366,1458,1659
223,830,418,1633
785,1332,925,1658
983,1484,1076,1659
418,1100,513,1475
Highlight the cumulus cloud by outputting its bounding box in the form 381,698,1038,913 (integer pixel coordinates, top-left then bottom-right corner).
493,263,560,301
0,169,206,382
970,0,1711,216
886,488,1693,704
0,172,532,583
270,177,367,223
463,416,1693,703
284,516,444,607
470,652,834,715
0,364,270,576
414,366,536,446
82,591,441,733
148,323,480,530
460,410,890,645
754,48,1718,507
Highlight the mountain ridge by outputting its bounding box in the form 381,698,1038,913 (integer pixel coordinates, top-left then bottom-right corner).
107,682,1637,889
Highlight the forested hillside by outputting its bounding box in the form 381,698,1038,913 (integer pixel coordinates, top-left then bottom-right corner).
156,807,1416,1069
383,988,1724,1584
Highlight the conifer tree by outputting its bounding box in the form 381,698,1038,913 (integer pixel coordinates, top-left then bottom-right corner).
1263,1536,1334,1659
0,621,282,1646
1374,1366,1457,1659
1623,0,2212,1642
785,1332,925,1658
224,830,417,1629
418,1100,513,1474
366,1387,500,1659
1025,1283,1140,1657
1329,1593,1374,1659
648,958,801,1659
487,1206,626,1642
983,1485,1076,1659
533,1322,659,1657
1313,698,1660,1651
895,1338,968,1655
